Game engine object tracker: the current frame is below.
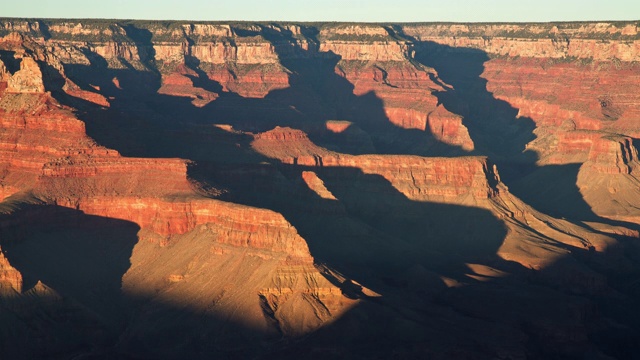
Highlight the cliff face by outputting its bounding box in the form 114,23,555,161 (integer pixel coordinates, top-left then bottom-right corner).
575,136,640,223
479,57,640,162
583,135,639,175
0,33,352,359
1,18,640,359
4,19,636,154
0,246,22,292
0,32,313,257
402,22,640,61
252,126,497,201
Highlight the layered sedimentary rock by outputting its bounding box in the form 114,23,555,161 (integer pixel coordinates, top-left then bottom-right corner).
481,57,640,163
576,136,640,223
583,135,639,174
158,65,218,107
252,127,489,202
0,36,350,359
402,22,640,61
249,126,617,271
1,18,640,360
0,37,312,259
0,20,478,150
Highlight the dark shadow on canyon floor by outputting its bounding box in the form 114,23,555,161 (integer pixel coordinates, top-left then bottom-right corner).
0,50,20,74
0,205,140,358
0,205,285,359
402,37,538,163
203,161,508,278
200,161,640,359
4,188,638,358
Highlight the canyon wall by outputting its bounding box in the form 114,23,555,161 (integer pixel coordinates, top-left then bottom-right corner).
403,22,640,61
0,18,639,359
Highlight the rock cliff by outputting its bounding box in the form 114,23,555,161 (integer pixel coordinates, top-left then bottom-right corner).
403,22,640,61
576,135,640,223
0,34,350,358
0,246,22,292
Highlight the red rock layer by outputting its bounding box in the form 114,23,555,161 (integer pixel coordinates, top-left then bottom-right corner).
0,21,638,358
301,171,337,200
583,135,639,174
252,127,497,201
325,155,500,200
16,118,313,261
250,127,623,276
0,21,479,149
0,92,96,196
65,89,110,107
336,60,474,150
252,126,334,163
479,58,640,163
0,48,314,262
159,62,289,99
576,136,640,223
483,58,640,130
59,196,311,258
544,131,604,164
158,67,218,107
205,63,290,98
0,47,347,346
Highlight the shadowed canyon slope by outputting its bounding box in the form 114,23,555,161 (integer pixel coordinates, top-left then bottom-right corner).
1,19,640,359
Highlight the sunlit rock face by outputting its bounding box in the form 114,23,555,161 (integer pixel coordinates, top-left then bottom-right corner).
0,19,640,359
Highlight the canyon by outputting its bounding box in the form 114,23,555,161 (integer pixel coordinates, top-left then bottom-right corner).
0,19,639,359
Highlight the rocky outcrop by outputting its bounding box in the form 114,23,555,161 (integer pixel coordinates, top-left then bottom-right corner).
320,41,409,62
576,136,640,223
334,60,474,150
0,108,312,260
5,57,44,93
62,196,312,257
322,155,501,201
477,56,640,163
206,63,290,98
0,246,22,292
249,125,626,279
158,67,218,106
482,58,640,129
583,135,639,174
301,171,337,200
0,58,8,82
252,127,498,201
252,126,334,163
426,104,474,151
411,35,640,61
2,20,639,64
6,19,636,156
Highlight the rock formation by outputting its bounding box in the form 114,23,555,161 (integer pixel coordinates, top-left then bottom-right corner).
0,246,22,292
0,19,639,359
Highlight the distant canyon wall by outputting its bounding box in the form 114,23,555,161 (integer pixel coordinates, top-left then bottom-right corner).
1,20,638,67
